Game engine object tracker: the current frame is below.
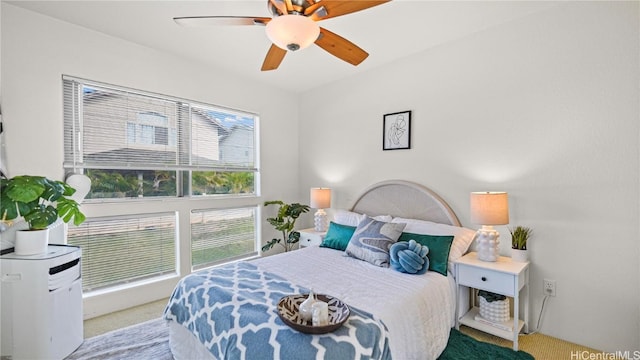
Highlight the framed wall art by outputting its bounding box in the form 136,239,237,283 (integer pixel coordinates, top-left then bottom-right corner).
383,110,411,150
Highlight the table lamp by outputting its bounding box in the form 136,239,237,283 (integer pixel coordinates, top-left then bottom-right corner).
470,192,509,262
310,188,331,232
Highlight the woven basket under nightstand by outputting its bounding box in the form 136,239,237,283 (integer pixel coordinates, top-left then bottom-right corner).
478,296,510,323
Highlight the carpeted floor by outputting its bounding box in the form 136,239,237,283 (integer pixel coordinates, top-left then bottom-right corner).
440,328,534,360
69,318,536,360
79,299,614,360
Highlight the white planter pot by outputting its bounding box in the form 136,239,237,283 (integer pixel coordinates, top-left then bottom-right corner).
511,248,528,262
15,228,50,256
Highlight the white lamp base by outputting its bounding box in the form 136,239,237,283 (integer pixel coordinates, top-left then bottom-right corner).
314,209,327,232
476,225,500,262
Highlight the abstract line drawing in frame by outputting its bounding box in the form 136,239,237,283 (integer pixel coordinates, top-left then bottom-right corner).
383,110,411,150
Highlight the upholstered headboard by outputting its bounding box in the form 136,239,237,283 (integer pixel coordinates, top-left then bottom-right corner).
350,180,461,226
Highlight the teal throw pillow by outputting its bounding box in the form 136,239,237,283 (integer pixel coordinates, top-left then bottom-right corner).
320,222,356,251
397,232,454,276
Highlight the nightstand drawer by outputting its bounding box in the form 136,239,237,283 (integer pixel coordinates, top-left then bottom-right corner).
298,228,326,248
299,235,321,247
457,265,514,295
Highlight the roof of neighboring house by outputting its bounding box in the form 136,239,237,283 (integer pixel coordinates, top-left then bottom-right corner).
192,107,229,136
83,148,222,167
220,124,254,145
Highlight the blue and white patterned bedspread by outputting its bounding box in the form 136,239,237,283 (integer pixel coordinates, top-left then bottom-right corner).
163,261,391,360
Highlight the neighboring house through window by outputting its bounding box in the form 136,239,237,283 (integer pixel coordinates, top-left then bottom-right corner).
127,112,175,147
63,76,260,297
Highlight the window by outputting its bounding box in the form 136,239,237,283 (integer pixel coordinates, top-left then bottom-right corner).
63,76,258,199
67,213,177,292
127,112,174,146
191,207,257,269
63,76,260,295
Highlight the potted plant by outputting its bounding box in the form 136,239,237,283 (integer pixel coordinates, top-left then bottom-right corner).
510,225,532,262
1,175,87,255
261,200,310,253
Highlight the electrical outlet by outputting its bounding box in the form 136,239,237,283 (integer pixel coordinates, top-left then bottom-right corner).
544,279,556,296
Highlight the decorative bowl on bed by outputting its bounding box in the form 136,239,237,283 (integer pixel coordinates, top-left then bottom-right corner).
277,294,350,334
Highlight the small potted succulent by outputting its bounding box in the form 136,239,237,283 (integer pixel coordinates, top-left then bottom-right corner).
510,225,532,262
1,175,87,255
262,200,310,253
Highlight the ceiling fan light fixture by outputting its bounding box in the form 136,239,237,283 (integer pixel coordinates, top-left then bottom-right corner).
265,14,320,51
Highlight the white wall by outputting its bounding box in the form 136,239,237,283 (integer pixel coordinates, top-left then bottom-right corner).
299,2,639,353
1,4,301,315
1,4,299,193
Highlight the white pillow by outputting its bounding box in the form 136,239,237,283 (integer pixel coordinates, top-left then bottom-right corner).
391,217,476,273
333,209,366,227
333,209,392,227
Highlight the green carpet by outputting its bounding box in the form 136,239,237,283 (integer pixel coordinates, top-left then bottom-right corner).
438,328,535,360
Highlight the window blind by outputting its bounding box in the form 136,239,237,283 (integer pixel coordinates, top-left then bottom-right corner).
63,76,257,173
67,212,177,292
191,207,258,269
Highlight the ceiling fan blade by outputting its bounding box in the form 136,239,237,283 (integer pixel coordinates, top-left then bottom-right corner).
269,0,287,16
304,2,325,16
174,16,271,27
308,1,390,21
315,27,368,66
261,44,288,71
283,0,295,12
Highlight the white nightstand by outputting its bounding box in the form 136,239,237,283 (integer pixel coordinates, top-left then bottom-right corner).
455,252,529,351
298,228,326,248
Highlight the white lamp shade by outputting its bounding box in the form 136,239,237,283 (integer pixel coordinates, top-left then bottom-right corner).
265,14,320,51
65,173,92,203
310,188,331,209
470,192,509,225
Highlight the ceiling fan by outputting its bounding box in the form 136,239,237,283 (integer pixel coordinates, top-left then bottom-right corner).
174,0,390,71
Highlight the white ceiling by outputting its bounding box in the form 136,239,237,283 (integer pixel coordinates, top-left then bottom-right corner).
7,0,557,93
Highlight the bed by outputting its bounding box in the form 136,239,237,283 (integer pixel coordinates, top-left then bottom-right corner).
163,180,476,360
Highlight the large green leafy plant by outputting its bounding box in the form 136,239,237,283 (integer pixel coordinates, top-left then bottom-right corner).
0,175,86,230
262,200,310,252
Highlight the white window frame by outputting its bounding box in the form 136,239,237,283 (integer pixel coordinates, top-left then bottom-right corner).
62,75,262,318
